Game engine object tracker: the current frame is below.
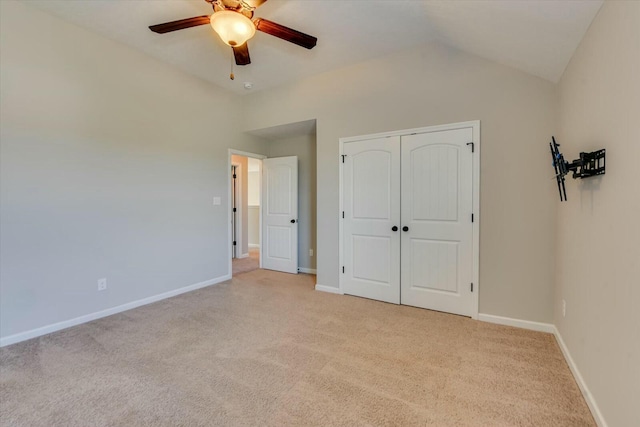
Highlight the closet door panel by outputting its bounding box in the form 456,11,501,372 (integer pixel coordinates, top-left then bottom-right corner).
342,136,401,304
400,128,474,316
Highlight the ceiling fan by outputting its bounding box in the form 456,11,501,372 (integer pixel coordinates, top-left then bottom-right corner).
149,0,317,72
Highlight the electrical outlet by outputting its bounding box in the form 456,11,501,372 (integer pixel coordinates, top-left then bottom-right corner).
562,299,566,317
309,249,314,257
98,278,107,291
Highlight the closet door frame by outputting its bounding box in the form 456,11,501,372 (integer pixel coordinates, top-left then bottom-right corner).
338,120,480,319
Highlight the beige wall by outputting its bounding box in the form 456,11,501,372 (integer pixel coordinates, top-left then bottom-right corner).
248,206,260,246
0,1,268,339
556,2,640,425
231,155,249,256
243,42,558,322
268,134,317,271
248,170,260,206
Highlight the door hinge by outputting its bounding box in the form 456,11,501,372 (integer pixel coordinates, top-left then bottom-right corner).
471,283,474,292
233,208,237,213
341,154,347,163
471,213,474,223
233,241,237,246
466,142,475,153
342,211,344,218
342,266,345,273
233,174,237,179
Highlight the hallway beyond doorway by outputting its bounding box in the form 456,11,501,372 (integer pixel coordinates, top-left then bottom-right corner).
232,247,260,276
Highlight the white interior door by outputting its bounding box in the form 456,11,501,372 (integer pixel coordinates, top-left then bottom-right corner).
262,156,298,274
400,128,474,316
342,137,401,304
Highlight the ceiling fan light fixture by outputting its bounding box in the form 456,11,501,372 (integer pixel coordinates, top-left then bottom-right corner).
210,11,256,47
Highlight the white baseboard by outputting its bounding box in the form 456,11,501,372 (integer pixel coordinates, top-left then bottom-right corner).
298,268,317,274
239,253,249,259
478,313,555,333
315,284,343,294
248,243,260,248
553,327,607,427
0,274,231,348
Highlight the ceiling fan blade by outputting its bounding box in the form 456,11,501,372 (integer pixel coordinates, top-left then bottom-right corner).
254,18,317,49
149,16,211,34
233,43,251,66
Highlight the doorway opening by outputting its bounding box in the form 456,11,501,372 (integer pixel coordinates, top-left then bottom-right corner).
229,118,317,280
230,152,263,276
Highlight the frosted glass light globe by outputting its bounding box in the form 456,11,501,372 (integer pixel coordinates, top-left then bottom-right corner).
210,11,256,47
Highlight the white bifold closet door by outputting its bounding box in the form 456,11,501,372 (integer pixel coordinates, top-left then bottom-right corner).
342,136,401,304
342,127,474,317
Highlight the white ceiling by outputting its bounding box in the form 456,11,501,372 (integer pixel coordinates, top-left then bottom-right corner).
26,0,603,95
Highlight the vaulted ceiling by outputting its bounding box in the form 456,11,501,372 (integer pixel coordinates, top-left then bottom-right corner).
27,0,603,94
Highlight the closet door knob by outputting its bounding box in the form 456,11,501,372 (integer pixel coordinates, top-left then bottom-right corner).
402,226,409,232
291,219,296,223
392,226,398,232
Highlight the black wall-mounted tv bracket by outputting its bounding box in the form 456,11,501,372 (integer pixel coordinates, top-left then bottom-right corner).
550,136,605,202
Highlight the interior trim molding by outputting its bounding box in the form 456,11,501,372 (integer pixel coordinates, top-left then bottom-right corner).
227,148,266,289
298,268,317,274
315,284,343,294
248,243,260,248
0,274,231,348
478,313,555,333
553,327,607,427
239,253,249,259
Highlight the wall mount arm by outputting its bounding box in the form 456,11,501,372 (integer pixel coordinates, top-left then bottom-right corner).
549,136,606,202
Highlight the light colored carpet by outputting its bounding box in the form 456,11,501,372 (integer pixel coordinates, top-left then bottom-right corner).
232,247,260,276
0,269,594,426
